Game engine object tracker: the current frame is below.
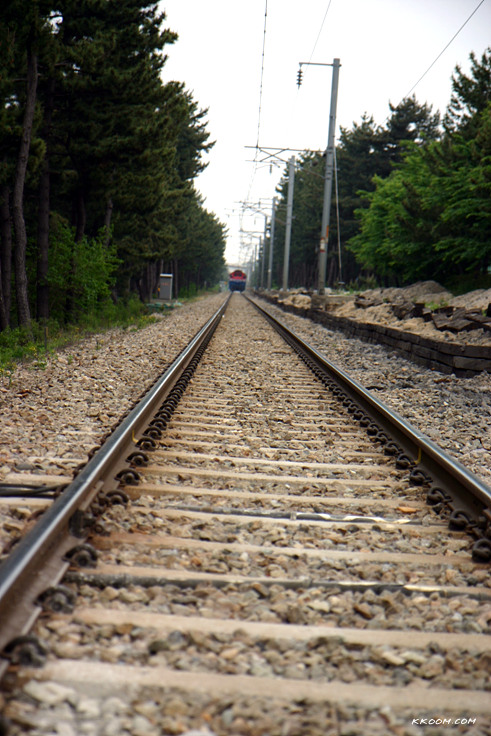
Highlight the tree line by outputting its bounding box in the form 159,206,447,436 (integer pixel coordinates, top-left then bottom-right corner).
0,0,226,333
268,49,491,291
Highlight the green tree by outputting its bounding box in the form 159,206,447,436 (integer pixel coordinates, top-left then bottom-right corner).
349,105,491,285
382,96,440,170
1,0,54,329
270,97,441,288
348,148,445,284
444,48,491,135
0,0,226,329
434,105,491,277
333,115,387,282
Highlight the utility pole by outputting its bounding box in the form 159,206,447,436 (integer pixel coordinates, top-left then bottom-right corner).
318,58,340,294
260,215,268,288
253,241,257,288
282,156,295,292
237,200,271,290
267,196,276,290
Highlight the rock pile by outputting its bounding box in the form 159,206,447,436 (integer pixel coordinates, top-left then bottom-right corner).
352,282,491,336
332,282,491,346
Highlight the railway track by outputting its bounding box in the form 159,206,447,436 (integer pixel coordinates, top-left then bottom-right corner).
1,293,491,735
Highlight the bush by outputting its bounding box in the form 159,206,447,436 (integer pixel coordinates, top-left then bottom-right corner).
48,218,120,323
0,297,152,374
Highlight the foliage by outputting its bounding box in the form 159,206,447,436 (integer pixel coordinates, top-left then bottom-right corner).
47,218,120,322
349,56,491,286
444,48,491,135
0,0,226,338
271,152,323,287
269,49,491,289
348,157,446,283
0,295,158,374
270,96,441,287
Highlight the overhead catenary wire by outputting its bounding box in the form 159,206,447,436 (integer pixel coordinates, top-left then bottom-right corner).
244,0,269,219
242,0,281,268
250,0,336,177
285,0,335,150
254,0,268,156
307,0,333,64
404,0,486,99
243,1,336,266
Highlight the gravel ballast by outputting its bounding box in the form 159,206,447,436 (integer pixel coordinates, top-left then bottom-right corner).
257,297,491,488
0,290,489,535
0,295,226,484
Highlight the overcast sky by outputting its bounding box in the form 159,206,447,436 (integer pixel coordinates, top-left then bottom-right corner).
158,0,490,265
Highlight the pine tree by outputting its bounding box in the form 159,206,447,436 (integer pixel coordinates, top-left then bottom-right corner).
444,48,491,135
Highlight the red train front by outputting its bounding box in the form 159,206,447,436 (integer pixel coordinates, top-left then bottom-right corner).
228,269,247,292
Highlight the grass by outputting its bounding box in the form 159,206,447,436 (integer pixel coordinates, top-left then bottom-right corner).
0,297,155,376
0,288,222,376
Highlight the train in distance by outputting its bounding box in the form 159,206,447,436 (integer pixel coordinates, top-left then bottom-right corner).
228,269,247,292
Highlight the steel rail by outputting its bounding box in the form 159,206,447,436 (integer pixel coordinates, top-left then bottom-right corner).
0,294,230,676
248,296,491,535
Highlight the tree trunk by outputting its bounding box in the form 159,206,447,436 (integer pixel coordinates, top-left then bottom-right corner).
0,185,12,330
173,258,178,299
152,260,161,297
36,158,50,320
65,186,86,321
136,275,145,302
74,187,86,242
36,159,50,321
0,287,7,332
326,256,337,287
36,78,54,323
13,45,38,329
104,196,113,246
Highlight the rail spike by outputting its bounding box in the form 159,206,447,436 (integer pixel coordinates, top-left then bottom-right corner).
472,538,491,563
2,635,47,667
37,585,76,614
64,543,98,569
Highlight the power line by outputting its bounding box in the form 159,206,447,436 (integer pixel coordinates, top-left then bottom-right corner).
308,0,333,63
245,1,334,243
245,0,268,207
254,0,268,155
284,1,334,159
404,0,486,99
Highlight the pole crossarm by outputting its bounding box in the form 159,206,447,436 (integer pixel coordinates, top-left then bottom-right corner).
245,145,322,167
238,200,273,217
299,61,338,67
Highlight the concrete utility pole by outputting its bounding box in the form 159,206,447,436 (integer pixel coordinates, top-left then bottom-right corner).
253,241,257,288
237,199,272,289
318,58,340,295
282,157,295,292
260,215,268,288
267,196,276,290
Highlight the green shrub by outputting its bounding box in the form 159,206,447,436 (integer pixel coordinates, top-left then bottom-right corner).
48,218,120,323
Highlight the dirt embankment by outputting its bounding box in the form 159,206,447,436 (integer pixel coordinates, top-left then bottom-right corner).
279,282,491,346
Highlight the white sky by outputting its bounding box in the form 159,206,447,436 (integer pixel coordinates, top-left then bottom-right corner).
158,0,491,265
